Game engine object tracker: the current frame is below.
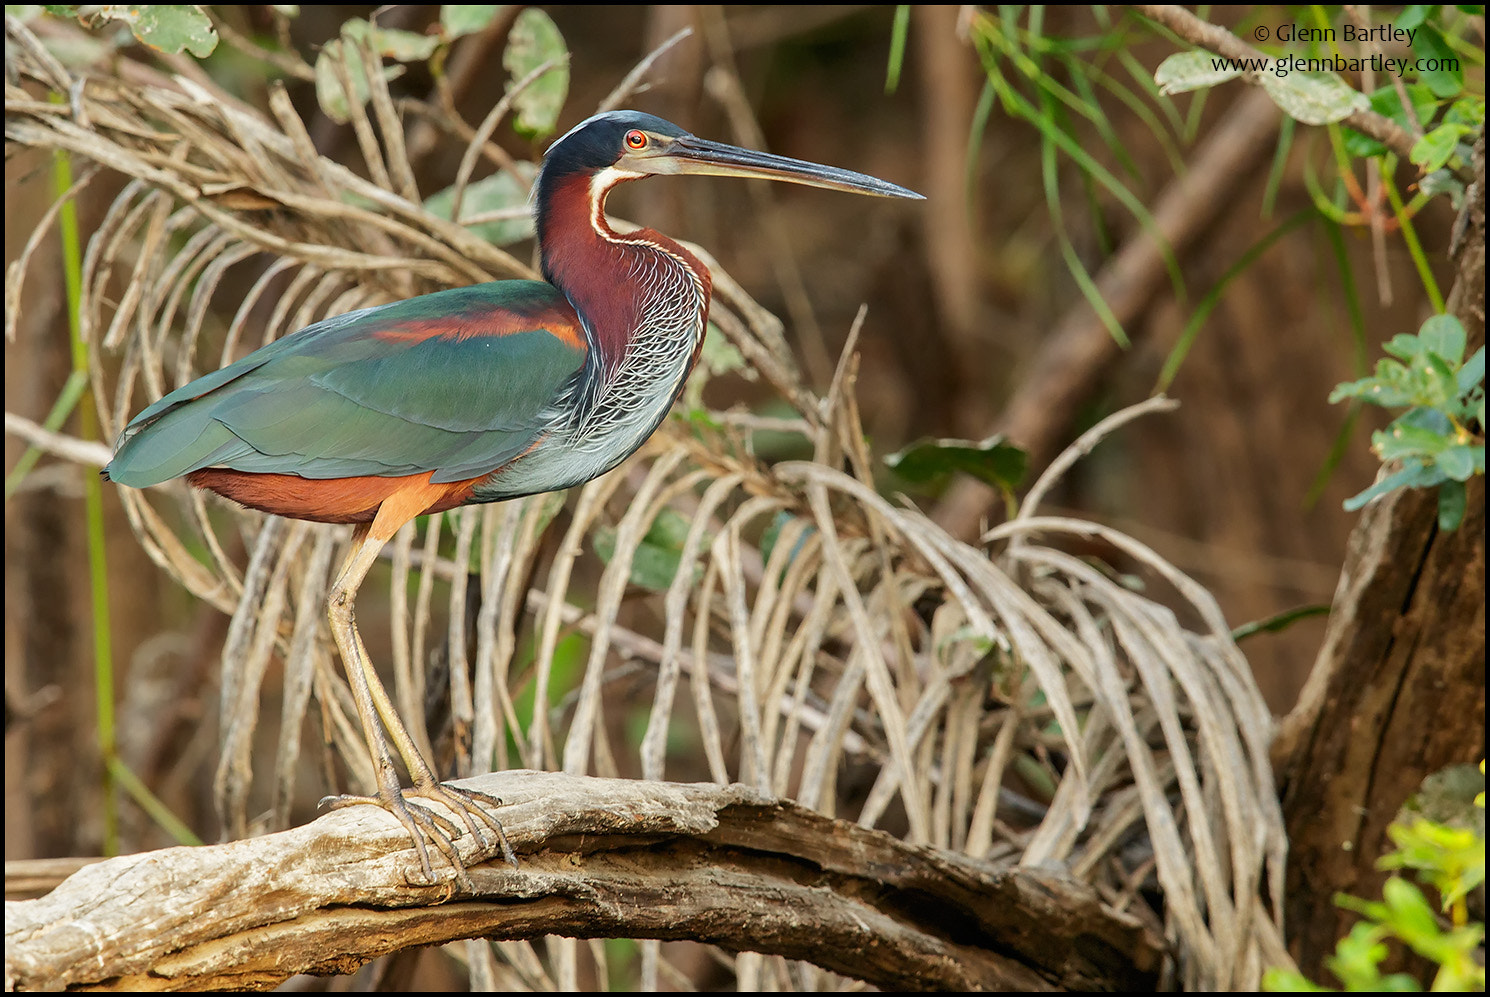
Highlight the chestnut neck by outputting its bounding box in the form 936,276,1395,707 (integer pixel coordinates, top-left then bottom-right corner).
534,170,711,367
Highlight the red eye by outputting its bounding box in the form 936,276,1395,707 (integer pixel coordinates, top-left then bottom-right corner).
625,130,648,150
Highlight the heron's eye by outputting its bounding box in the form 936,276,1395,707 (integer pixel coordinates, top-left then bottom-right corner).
625,130,648,150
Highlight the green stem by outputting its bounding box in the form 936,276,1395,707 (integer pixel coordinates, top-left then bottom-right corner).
885,5,910,94
52,141,119,856
3,369,91,501
1382,165,1445,313
1155,209,1314,393
107,759,204,847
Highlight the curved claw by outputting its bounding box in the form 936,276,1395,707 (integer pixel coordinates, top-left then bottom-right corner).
407,781,520,871
319,781,519,884
320,789,467,887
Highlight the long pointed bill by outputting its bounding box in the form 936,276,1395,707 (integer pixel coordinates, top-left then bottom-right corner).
651,135,923,200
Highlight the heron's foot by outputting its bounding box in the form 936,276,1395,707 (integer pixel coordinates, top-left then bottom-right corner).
407,779,520,871
320,786,474,887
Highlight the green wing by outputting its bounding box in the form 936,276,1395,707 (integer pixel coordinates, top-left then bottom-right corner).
106,281,589,487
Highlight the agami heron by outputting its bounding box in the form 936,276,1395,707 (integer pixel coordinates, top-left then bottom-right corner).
104,110,922,883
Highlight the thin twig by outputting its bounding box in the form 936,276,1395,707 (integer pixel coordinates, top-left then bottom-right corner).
598,26,695,112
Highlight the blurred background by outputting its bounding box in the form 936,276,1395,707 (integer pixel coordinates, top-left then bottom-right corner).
5,5,1458,869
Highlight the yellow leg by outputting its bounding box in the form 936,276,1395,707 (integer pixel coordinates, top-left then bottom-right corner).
320,521,516,884
350,606,517,868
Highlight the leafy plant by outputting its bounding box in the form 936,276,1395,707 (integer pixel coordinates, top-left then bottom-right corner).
15,5,570,140
1264,764,1486,992
1153,5,1484,201
593,508,704,593
1140,4,1484,492
1329,315,1485,530
883,434,1028,498
23,4,221,57
502,6,569,138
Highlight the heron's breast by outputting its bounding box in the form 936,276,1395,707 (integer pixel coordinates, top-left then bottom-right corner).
474,261,708,501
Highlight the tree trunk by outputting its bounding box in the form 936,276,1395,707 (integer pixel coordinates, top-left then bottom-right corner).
1276,133,1487,976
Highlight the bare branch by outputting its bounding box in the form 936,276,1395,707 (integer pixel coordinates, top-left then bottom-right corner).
4,773,1162,992
598,26,694,112
4,411,115,468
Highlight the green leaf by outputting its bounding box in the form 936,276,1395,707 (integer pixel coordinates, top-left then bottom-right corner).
1372,421,1453,462
1417,168,1465,207
340,19,439,62
367,27,438,62
1013,753,1057,801
938,624,999,658
1418,314,1466,366
1258,71,1371,126
885,5,910,94
1444,96,1485,129
1328,377,1375,404
314,35,407,125
760,510,813,571
682,323,753,413
1436,446,1477,482
1335,891,1389,921
699,326,748,380
1345,83,1438,158
592,508,703,592
1380,876,1444,948
1330,359,1417,407
1387,820,1478,870
1444,394,1483,424
1386,810,1484,880
503,7,569,139
5,5,45,21
1342,460,1444,511
649,507,695,550
1326,921,1393,991
315,19,438,124
314,41,361,125
1411,123,1470,173
442,4,505,39
422,163,537,245
1458,345,1485,396
1153,50,1242,95
1419,351,1462,408
1383,332,1426,361
1396,405,1454,436
1261,966,1332,991
1396,6,1434,30
884,435,1028,491
1412,26,1463,99
1380,974,1429,992
1437,478,1467,529
101,4,218,57
1232,603,1331,643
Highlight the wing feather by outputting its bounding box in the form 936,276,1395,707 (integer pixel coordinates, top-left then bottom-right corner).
105,281,588,488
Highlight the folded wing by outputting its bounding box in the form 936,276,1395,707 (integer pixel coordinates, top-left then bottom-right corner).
105,281,589,488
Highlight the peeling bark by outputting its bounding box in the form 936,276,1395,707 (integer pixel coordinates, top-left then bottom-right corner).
4,772,1164,992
